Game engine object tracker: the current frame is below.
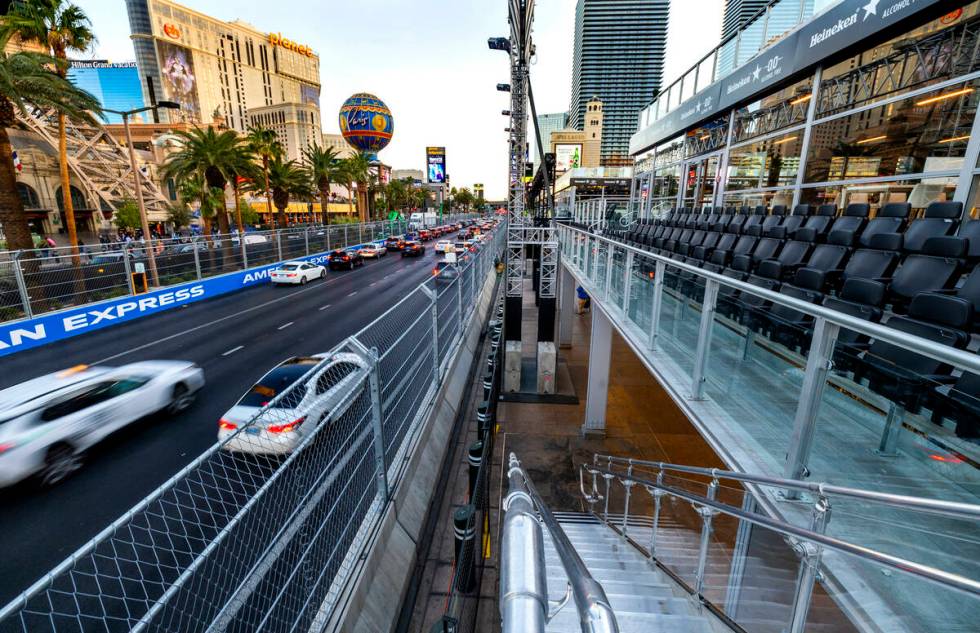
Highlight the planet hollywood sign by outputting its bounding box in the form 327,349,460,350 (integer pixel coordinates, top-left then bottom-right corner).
268,32,315,58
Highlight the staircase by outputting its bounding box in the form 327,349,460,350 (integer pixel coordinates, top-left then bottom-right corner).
542,512,717,633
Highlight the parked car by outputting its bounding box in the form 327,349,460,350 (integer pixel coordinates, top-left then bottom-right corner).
0,361,204,487
327,249,364,270
270,261,326,285
360,244,387,259
218,354,367,454
401,241,425,257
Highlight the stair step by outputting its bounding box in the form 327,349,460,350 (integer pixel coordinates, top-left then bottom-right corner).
545,610,714,633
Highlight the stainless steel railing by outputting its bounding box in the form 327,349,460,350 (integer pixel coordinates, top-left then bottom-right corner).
501,453,619,633
579,461,980,633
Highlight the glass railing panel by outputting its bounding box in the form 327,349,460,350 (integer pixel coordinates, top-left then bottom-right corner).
627,256,656,332
594,241,609,296
656,262,703,377
700,287,805,473
607,246,627,311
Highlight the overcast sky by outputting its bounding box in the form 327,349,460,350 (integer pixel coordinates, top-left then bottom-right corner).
77,0,722,200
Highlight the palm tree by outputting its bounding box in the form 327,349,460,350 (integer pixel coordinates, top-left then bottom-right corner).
6,0,95,256
245,126,282,227
335,158,355,218
303,142,340,225
162,126,242,266
0,30,99,252
344,151,372,222
225,142,258,233
265,157,311,228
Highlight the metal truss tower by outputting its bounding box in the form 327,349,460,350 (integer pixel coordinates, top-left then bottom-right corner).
17,107,171,225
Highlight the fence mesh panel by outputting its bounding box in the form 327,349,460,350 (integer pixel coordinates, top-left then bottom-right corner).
0,218,503,633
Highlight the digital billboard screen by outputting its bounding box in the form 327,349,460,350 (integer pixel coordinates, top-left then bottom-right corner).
555,143,582,173
426,146,446,183
157,41,201,122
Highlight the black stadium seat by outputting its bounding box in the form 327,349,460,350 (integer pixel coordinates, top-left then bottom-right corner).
858,203,910,248
885,236,966,313
930,365,980,438
898,201,962,254
768,204,810,239
826,203,870,246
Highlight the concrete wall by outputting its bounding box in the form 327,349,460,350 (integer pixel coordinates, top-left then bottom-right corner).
322,265,500,633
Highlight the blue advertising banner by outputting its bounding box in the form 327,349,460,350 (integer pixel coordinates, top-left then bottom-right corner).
0,241,383,358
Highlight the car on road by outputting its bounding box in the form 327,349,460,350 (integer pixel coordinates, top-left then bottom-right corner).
432,261,460,283
434,240,453,253
218,354,367,454
327,249,364,270
401,241,425,257
359,244,387,259
270,261,326,285
0,361,205,487
384,235,405,251
418,229,432,241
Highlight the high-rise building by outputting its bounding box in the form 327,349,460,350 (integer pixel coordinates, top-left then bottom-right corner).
124,0,321,133
531,112,567,165
322,133,355,159
248,102,322,163
720,0,769,41
568,0,668,166
67,62,146,124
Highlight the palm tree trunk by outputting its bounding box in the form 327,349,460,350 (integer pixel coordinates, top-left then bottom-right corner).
263,156,274,228
0,122,34,253
233,180,244,234
346,183,354,218
57,113,86,300
319,185,330,226
215,189,235,270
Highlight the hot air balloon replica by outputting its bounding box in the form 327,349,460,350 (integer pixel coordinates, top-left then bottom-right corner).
338,93,393,161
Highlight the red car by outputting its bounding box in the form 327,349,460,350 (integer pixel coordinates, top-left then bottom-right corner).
419,229,432,241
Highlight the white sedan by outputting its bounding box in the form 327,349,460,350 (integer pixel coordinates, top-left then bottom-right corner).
0,361,205,487
360,244,387,258
435,240,453,253
218,353,367,455
270,261,326,285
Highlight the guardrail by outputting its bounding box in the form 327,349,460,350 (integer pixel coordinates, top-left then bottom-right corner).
0,222,506,633
0,215,480,326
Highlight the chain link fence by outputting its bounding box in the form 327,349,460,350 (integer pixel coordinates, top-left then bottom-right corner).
0,215,481,325
0,221,505,633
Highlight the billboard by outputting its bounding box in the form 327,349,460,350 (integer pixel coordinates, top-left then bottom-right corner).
426,146,446,183
157,41,201,122
555,143,582,173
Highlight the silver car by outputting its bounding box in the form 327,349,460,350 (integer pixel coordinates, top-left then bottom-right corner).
0,361,205,487
218,353,367,455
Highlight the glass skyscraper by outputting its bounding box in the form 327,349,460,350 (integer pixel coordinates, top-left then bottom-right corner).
68,62,146,124
568,0,669,166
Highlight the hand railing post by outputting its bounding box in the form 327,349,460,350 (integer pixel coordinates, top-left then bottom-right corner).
304,227,310,256
622,250,634,316
604,245,614,301
192,237,202,280
11,251,33,319
649,260,665,350
621,463,635,538
602,471,614,523
645,469,666,559
787,496,832,633
690,279,719,400
694,478,718,597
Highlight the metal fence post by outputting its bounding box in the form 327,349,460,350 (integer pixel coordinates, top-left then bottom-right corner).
604,246,615,301
350,339,389,500
621,464,635,538
787,496,831,633
326,227,331,251
694,478,718,597
192,237,202,280
275,231,283,262
649,260,665,350
122,250,136,295
784,317,839,495
421,284,441,385
11,252,32,319
241,236,249,270
690,279,719,400
457,267,464,330
622,250,635,316
304,227,310,256
344,225,349,248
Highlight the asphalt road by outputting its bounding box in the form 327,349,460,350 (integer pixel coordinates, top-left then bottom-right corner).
0,243,451,607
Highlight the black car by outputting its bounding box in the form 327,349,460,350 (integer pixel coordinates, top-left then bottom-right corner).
432,261,460,283
384,235,405,251
401,241,425,257
327,249,364,270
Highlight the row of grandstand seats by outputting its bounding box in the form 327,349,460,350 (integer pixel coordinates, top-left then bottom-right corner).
608,202,980,439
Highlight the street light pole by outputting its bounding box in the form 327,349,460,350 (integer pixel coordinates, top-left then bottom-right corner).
122,111,160,287
105,102,180,289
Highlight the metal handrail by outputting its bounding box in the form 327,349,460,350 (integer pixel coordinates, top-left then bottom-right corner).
595,455,980,521
584,464,980,598
503,454,619,633
561,224,980,374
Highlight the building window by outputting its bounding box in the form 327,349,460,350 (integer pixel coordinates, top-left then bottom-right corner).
799,179,953,215
17,183,40,209
733,76,812,143
805,78,978,184
727,131,801,191
55,185,88,211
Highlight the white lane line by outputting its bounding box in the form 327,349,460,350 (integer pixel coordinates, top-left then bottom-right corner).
278,321,294,330
222,345,244,357
318,304,332,311
348,291,358,297
369,282,377,287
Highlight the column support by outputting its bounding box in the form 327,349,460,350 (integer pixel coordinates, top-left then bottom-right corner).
583,304,613,436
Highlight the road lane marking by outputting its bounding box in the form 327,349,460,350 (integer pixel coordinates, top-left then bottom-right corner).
319,304,332,311
222,345,244,357
278,321,294,330
348,291,358,297
369,282,377,287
